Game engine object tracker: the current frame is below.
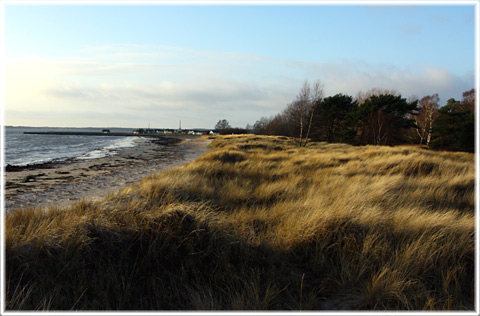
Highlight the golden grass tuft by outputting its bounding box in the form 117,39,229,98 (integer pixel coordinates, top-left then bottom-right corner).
5,135,475,310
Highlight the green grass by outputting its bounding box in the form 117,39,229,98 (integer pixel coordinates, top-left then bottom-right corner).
5,135,475,310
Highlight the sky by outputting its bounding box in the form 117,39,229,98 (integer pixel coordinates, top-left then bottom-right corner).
2,1,477,129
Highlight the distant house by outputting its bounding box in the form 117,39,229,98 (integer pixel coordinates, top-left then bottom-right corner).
102,129,111,134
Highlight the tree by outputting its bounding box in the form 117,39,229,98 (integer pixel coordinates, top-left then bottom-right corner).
283,80,323,146
358,93,418,146
265,113,291,136
304,80,324,146
311,93,358,143
222,127,247,135
253,117,269,135
215,119,231,131
415,94,439,146
430,91,475,152
459,88,475,113
356,88,400,106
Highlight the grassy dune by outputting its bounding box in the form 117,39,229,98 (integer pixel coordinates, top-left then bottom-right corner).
5,135,475,310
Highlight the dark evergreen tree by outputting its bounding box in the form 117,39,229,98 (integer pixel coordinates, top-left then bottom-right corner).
311,93,358,143
430,98,474,152
357,94,418,146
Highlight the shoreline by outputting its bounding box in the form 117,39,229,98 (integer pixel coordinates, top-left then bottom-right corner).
4,137,212,212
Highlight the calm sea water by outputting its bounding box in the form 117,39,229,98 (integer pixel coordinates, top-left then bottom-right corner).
4,126,141,167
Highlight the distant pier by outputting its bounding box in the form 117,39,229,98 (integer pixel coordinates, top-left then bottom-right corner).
24,131,171,138
24,128,213,137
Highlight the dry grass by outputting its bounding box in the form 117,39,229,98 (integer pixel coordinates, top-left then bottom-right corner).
5,135,475,310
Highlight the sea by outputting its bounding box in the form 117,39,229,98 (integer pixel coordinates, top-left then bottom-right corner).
4,126,142,167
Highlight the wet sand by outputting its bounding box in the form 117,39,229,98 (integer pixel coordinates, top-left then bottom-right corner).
5,137,212,212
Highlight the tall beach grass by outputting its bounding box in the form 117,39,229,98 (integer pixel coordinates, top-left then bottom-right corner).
5,135,475,310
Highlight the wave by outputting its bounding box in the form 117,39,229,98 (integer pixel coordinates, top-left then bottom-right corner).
5,130,144,167
76,137,140,160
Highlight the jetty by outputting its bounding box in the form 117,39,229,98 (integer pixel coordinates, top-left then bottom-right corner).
24,131,171,138
23,128,214,137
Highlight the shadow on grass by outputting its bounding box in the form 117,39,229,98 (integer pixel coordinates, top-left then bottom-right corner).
6,209,322,311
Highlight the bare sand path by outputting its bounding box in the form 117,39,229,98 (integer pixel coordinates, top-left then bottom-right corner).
4,137,212,212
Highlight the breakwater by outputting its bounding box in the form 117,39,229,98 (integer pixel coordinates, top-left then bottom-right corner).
24,131,153,137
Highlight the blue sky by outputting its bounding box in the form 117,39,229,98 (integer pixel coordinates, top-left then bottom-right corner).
3,1,477,128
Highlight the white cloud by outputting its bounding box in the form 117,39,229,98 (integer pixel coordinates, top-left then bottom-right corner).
300,60,472,103
5,45,474,128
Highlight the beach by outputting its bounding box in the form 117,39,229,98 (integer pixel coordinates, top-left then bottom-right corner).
5,137,212,212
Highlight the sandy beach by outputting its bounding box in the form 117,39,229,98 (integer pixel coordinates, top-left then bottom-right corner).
5,137,212,212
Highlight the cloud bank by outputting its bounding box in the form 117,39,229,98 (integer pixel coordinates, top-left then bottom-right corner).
6,46,474,128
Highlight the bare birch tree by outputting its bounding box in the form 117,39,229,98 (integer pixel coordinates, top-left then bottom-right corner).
416,94,439,146
284,80,323,147
303,81,324,147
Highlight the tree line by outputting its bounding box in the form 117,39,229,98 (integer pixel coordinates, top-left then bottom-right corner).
215,81,474,153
